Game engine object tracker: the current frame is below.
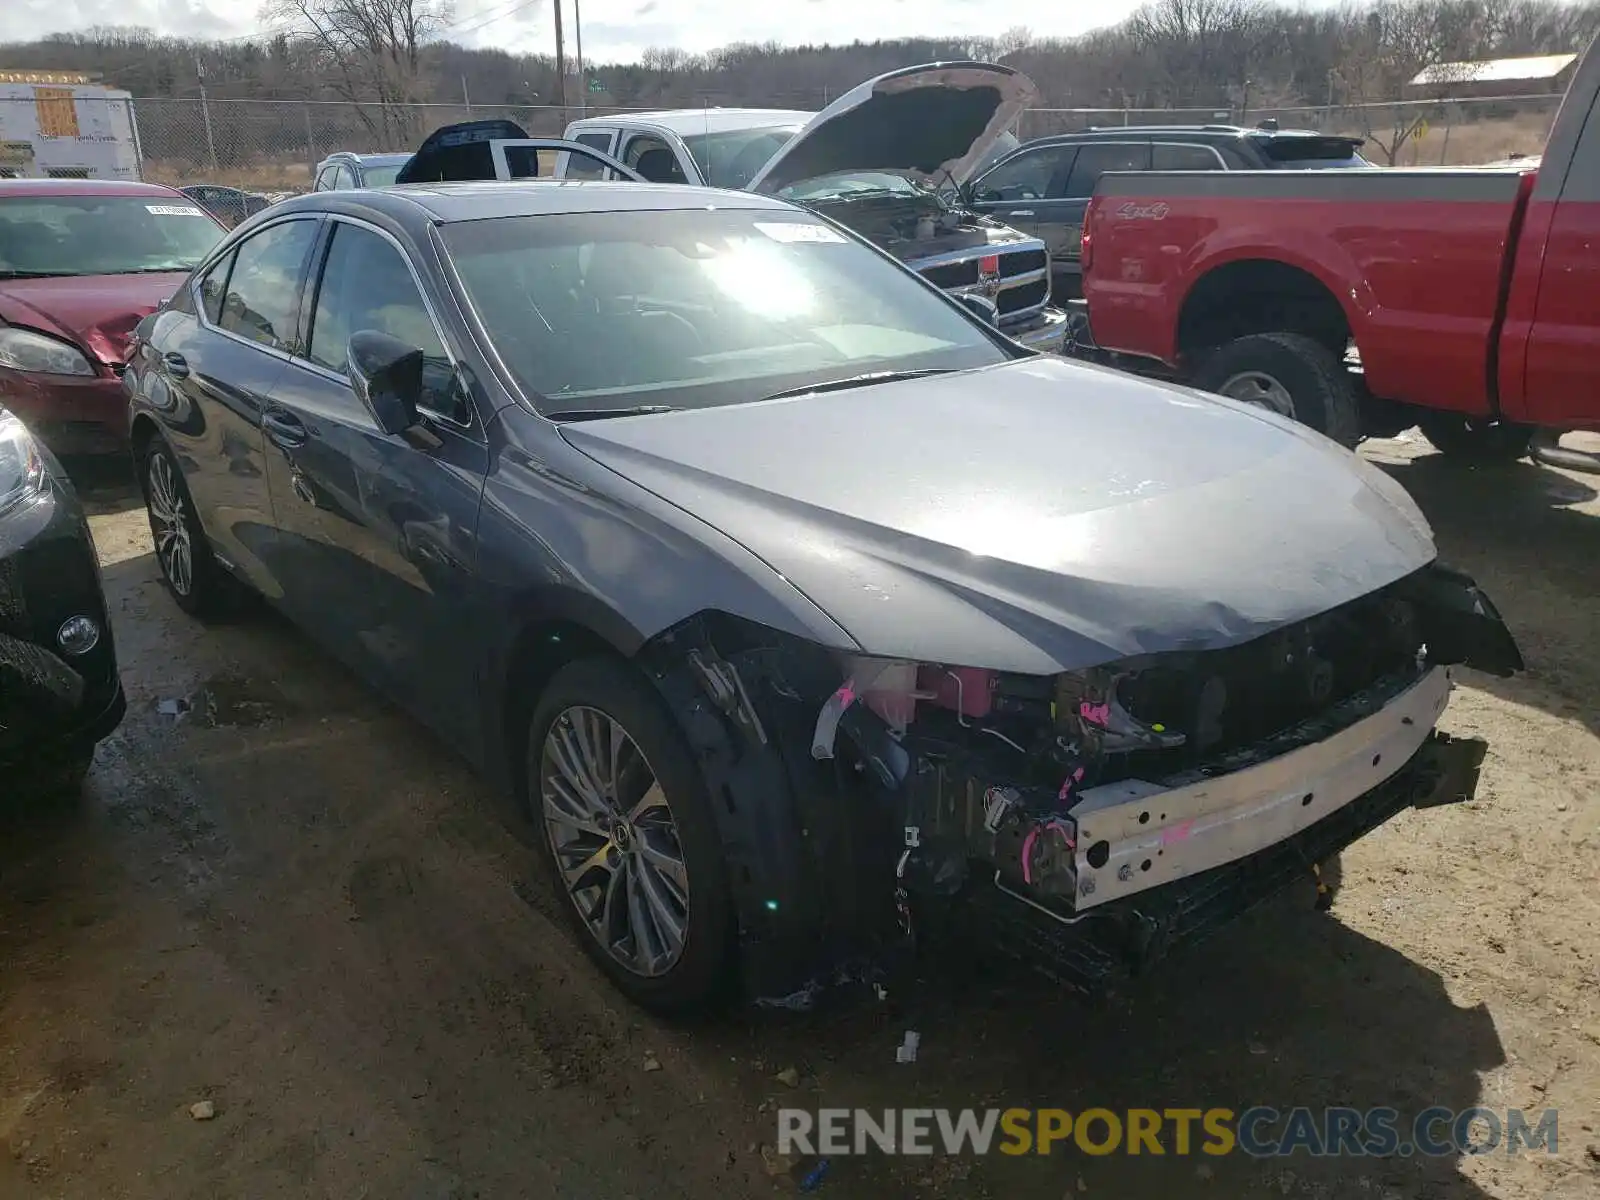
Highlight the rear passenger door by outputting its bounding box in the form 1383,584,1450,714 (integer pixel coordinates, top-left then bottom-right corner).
260,217,491,757
137,216,321,595
1039,141,1151,300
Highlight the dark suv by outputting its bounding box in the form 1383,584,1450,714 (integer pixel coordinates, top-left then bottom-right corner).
963,124,1370,299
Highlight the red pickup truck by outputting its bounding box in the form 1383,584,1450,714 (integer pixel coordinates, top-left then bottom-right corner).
1067,35,1599,470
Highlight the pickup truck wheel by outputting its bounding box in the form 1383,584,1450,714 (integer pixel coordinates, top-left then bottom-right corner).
1416,412,1531,463
1194,332,1362,448
528,656,736,1013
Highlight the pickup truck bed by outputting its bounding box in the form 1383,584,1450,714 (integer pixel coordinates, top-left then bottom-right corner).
1068,33,1600,465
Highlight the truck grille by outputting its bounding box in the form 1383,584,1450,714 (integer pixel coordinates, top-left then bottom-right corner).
912,238,1053,328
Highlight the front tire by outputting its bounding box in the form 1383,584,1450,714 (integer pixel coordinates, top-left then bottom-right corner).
1194,332,1363,448
527,656,735,1013
140,437,231,618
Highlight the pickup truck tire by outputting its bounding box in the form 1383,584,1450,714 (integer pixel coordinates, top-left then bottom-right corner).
1415,412,1531,463
1193,333,1362,448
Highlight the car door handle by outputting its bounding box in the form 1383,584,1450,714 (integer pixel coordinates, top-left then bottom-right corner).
262,409,308,449
1006,209,1035,218
162,351,190,379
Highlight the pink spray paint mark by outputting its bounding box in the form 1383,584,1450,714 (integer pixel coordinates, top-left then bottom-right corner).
1020,827,1039,885
1160,818,1196,846
1057,766,1086,801
834,681,857,708
1079,700,1111,727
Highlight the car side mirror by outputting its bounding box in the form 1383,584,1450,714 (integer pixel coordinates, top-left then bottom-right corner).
955,293,1000,327
348,330,437,446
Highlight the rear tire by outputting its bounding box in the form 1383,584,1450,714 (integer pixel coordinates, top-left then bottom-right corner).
1416,412,1531,463
1194,332,1363,448
139,436,233,619
527,656,736,1013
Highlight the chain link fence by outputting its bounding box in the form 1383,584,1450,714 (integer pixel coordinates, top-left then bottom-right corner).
1,89,1566,198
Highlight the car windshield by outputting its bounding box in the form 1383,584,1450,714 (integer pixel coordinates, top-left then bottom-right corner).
0,195,223,277
679,126,801,189
442,207,1014,416
361,162,405,186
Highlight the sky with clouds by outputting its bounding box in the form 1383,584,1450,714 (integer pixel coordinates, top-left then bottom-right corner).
9,0,1160,64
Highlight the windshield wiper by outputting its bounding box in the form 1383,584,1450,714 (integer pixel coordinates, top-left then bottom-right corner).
0,269,76,279
760,369,955,403
543,404,679,422
119,265,199,273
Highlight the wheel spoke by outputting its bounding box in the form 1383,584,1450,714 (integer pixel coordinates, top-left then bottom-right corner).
637,827,688,898
538,704,691,979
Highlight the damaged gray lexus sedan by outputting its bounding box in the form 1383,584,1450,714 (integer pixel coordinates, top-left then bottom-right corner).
125,180,1522,1012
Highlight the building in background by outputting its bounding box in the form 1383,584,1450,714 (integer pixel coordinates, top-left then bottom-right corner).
1407,54,1580,99
0,71,141,181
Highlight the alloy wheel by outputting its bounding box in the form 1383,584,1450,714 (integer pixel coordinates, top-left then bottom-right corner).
147,453,193,597
1217,370,1297,419
539,705,690,977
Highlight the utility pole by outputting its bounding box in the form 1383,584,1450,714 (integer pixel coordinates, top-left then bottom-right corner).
553,0,567,116
194,53,218,173
575,0,586,118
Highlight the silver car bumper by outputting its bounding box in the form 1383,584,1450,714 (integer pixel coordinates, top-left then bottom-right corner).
1002,306,1070,354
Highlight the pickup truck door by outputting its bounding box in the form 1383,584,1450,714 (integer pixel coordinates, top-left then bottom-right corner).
1038,141,1151,301
556,129,619,179
486,138,642,182
1519,88,1600,430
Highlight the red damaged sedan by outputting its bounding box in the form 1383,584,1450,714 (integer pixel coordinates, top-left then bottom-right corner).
0,179,224,456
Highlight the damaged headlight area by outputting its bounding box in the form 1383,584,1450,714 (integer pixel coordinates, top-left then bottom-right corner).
643,561,1519,1006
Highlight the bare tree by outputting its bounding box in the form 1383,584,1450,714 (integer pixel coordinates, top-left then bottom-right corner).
263,0,453,146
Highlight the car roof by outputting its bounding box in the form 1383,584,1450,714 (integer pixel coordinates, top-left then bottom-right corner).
1037,125,1341,143
270,180,795,224
569,109,814,136
0,177,185,199
324,151,413,165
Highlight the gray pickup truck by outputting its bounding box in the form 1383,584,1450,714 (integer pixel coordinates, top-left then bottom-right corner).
398,63,1068,353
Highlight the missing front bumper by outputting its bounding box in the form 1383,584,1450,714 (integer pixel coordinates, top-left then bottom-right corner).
957,729,1488,991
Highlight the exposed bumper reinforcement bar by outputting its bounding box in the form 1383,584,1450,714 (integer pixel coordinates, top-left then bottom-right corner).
957,729,1488,992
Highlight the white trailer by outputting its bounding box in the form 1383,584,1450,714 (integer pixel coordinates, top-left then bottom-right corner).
0,72,141,181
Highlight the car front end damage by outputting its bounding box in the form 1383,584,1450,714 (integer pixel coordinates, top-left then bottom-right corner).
636,563,1520,1005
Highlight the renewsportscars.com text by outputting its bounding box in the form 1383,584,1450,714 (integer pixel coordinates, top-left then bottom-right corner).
777,1106,1559,1158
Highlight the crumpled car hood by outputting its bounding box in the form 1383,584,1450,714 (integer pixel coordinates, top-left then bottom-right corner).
0,273,190,367
561,357,1436,675
747,62,1038,195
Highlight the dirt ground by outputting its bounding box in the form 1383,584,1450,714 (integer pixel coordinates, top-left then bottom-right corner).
2,433,1597,1200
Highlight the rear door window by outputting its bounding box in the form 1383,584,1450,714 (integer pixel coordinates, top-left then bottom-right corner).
216,219,319,352
1153,143,1225,171
1063,142,1152,198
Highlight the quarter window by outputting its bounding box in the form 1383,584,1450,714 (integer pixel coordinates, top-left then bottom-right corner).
197,251,233,323
216,219,318,351
307,222,454,412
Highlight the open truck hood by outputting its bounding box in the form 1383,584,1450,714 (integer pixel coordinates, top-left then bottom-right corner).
560,356,1437,675
747,61,1038,195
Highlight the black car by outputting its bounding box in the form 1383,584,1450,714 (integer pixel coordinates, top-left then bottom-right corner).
124,178,1513,1013
0,405,125,795
964,124,1370,299
180,184,271,229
